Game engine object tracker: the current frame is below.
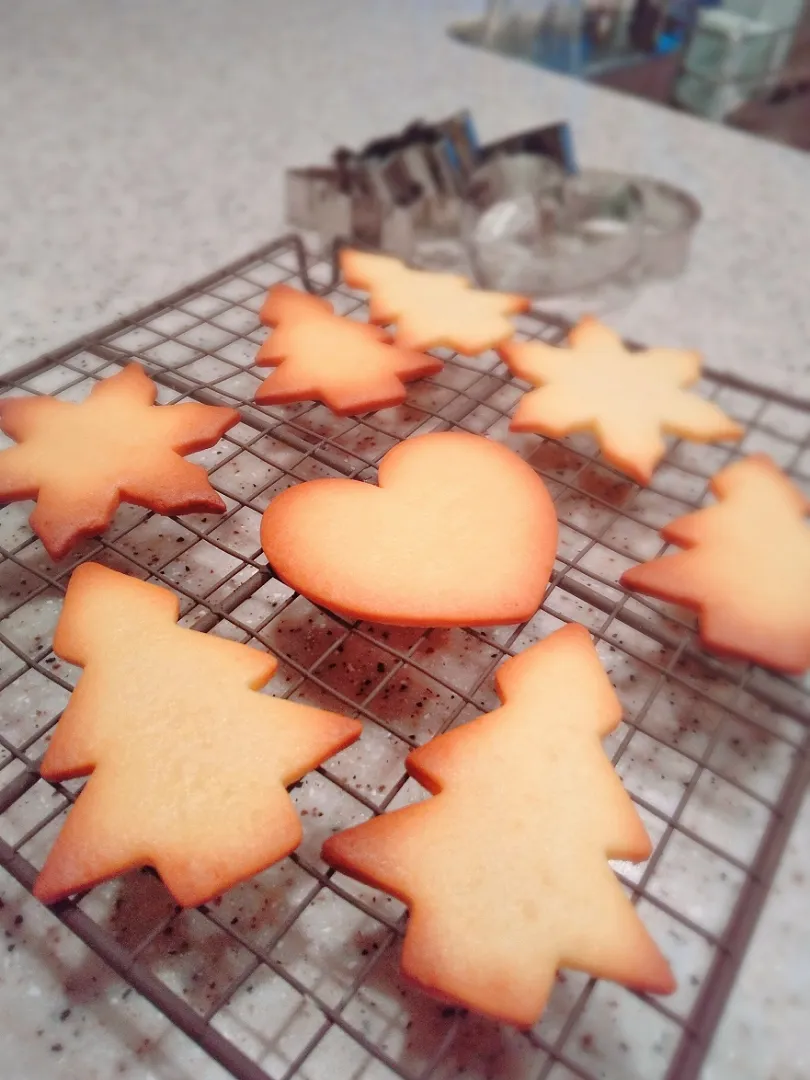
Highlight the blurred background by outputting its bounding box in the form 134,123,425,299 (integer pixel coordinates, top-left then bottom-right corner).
453,0,810,150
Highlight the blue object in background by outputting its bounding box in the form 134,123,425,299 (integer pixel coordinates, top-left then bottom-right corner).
462,112,481,154
657,30,684,50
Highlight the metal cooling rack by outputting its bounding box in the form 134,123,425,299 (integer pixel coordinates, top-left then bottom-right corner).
0,234,808,1080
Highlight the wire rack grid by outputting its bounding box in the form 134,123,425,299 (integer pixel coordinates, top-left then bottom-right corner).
0,234,808,1080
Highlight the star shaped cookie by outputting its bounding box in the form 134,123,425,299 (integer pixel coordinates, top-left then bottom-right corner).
0,364,237,558
501,318,743,483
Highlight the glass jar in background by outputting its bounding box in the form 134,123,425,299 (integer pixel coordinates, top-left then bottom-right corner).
461,155,646,317
482,0,587,74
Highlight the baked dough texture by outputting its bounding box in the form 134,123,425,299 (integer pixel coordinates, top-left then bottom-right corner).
501,317,742,484
0,363,237,559
255,284,442,414
260,431,558,627
340,249,529,355
34,563,362,907
621,454,810,673
323,623,675,1026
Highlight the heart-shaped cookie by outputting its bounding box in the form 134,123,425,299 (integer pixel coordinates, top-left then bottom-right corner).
261,432,557,627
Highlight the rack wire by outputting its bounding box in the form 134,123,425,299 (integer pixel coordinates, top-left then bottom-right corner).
0,233,807,1080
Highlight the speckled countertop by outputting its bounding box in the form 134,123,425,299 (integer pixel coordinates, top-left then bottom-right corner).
1,1,809,1078
4,0,810,391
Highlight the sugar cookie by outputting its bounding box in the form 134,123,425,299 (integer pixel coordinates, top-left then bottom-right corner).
621,454,810,673
501,317,742,484
323,624,675,1026
0,364,237,559
255,284,442,414
340,249,529,355
261,431,557,627
34,563,362,907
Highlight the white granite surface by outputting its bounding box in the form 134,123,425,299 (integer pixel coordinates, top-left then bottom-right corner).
703,791,810,1080
1,1,809,1078
2,0,810,390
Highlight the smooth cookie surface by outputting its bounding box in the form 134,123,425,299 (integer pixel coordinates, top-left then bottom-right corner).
341,249,528,355
0,363,237,558
34,563,362,907
323,624,675,1026
501,317,742,484
261,431,558,627
255,284,442,414
622,454,810,673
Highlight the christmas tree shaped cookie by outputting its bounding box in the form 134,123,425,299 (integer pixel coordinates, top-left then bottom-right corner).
255,284,442,414
0,364,237,559
340,249,529,355
34,564,362,907
323,624,674,1026
501,317,742,484
261,431,557,627
622,454,810,673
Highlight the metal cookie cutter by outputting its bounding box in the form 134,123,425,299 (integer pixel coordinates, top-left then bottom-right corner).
284,111,482,260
